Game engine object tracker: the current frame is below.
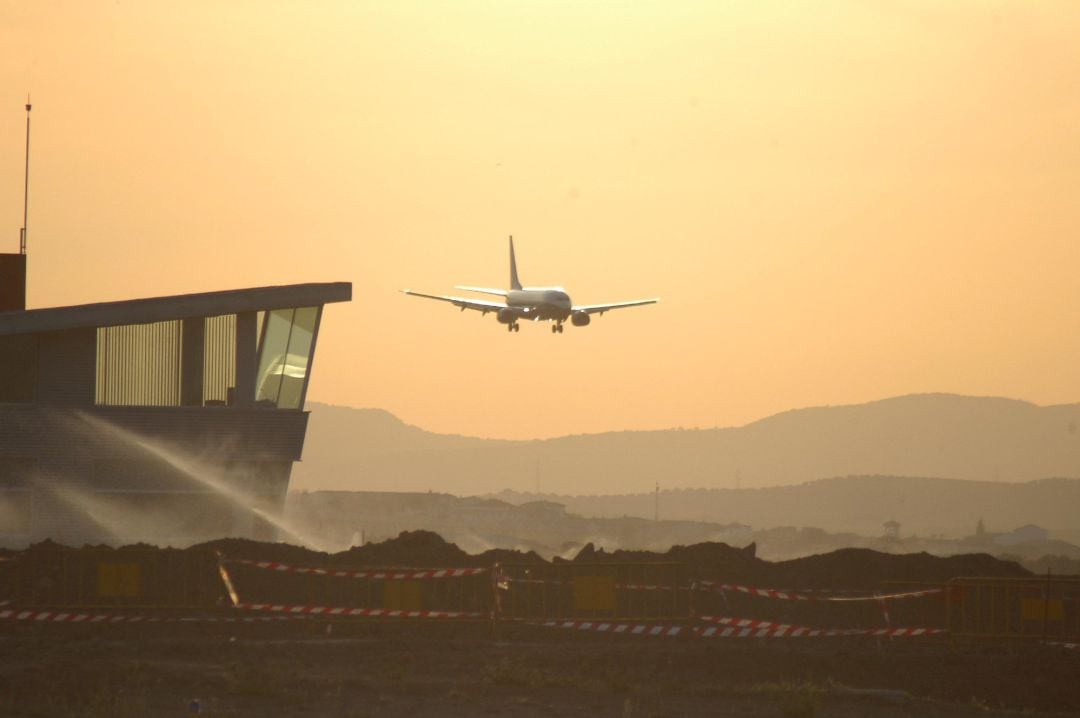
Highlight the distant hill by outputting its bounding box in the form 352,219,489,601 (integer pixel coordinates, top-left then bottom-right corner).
284,490,752,557
493,476,1080,538
283,490,1070,576
292,394,1080,496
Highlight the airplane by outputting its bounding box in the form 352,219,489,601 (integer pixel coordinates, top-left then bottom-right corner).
403,237,659,333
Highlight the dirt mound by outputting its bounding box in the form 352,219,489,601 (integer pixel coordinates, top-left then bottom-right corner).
562,541,1029,589
762,548,1030,589
566,540,759,580
476,547,548,566
665,541,760,581
337,530,475,567
197,531,484,568
337,531,554,569
21,532,1037,589
4,533,1034,608
194,537,330,564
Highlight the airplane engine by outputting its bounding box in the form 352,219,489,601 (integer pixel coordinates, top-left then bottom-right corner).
571,311,591,327
496,307,517,324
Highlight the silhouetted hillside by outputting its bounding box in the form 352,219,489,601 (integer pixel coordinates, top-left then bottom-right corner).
282,487,1080,569
494,476,1080,538
284,490,752,557
293,394,1080,495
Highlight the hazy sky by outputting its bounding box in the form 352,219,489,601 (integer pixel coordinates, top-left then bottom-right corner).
1,2,1078,439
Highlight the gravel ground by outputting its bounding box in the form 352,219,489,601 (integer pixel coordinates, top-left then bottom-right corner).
2,620,1078,717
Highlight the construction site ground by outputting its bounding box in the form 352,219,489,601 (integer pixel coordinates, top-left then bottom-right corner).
2,621,1078,717
2,533,1078,716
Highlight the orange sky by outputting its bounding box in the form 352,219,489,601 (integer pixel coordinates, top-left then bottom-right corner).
1,2,1079,439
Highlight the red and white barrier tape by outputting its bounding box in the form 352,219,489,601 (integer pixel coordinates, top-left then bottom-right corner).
495,576,561,587
535,620,685,637
694,581,943,602
697,624,848,638
816,588,944,603
696,615,784,629
235,602,486,619
0,608,302,624
534,618,942,639
497,576,681,592
502,578,941,598
841,626,946,637
694,616,946,638
227,558,486,580
618,583,681,592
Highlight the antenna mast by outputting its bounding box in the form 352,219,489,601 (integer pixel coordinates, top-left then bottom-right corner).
20,96,31,255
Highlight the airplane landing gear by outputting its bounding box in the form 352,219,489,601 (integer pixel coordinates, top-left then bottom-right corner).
551,323,564,334
507,322,520,333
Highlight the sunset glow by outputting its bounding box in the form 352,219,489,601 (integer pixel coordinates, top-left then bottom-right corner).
2,2,1078,438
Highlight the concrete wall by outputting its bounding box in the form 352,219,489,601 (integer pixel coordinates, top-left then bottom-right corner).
36,328,96,405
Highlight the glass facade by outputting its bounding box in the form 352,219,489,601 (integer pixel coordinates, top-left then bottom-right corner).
93,305,321,410
256,306,319,409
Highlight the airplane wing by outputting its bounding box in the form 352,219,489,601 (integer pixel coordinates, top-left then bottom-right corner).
402,290,506,314
454,285,508,297
572,298,660,315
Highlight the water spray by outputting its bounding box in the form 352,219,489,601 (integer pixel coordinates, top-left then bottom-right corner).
70,411,331,552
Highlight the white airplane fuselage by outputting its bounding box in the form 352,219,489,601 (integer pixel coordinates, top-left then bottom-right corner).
402,236,657,333
505,287,572,321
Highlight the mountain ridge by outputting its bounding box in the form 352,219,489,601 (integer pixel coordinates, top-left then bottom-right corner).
293,393,1080,495
491,475,1080,538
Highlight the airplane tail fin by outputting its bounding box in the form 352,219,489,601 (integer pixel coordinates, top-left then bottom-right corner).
509,235,522,290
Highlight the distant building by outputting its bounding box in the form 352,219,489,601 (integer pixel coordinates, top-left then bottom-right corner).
0,251,350,547
993,524,1050,547
518,500,568,518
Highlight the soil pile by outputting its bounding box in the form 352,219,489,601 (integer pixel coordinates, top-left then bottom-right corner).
196,537,331,565
762,548,1030,589
197,531,544,569
338,530,476,567
2,531,1032,610
565,540,1028,589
